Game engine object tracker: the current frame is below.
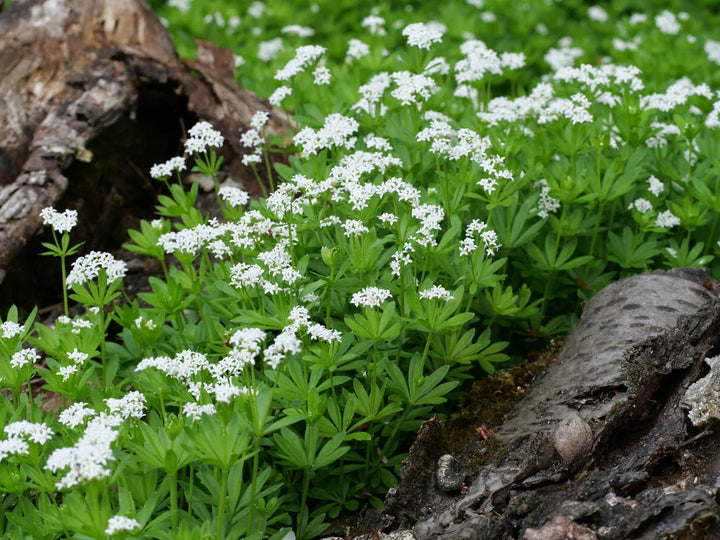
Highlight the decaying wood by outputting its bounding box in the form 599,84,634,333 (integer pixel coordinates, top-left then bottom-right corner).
361,269,720,539
0,0,288,279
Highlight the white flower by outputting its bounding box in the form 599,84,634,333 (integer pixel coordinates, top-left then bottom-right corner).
534,179,561,218
258,38,284,61
11,348,39,369
40,207,78,234
1,321,23,339
59,402,97,429
402,22,444,50
65,251,127,288
351,287,392,308
219,186,250,207
656,10,680,34
342,219,369,237
587,6,608,22
347,39,370,61
149,156,186,179
419,285,454,302
629,198,653,214
5,420,54,444
265,329,302,369
275,45,326,80
185,121,224,154
378,213,398,225
281,25,314,37
313,65,331,85
183,402,216,421
647,176,664,196
0,437,29,462
105,516,140,535
105,391,146,420
362,14,385,35
293,113,359,156
655,210,681,228
307,323,342,342
250,111,270,129
58,364,78,381
269,86,292,107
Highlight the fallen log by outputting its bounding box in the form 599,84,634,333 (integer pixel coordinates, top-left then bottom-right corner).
359,268,720,539
0,0,288,289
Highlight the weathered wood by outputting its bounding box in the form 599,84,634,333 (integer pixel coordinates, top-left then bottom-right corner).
0,0,288,278
362,269,720,539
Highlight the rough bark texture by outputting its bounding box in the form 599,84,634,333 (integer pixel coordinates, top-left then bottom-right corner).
360,268,720,539
0,0,288,286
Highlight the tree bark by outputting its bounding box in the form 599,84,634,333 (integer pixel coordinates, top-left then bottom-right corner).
360,269,720,539
0,0,288,280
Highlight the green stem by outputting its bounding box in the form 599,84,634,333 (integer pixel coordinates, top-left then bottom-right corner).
589,202,605,257
187,465,195,518
247,438,261,536
99,310,108,390
60,254,69,318
419,330,434,375
170,471,178,531
217,467,229,540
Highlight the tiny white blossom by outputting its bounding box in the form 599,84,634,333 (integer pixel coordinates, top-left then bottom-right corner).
313,65,331,85
250,111,270,130
11,348,39,369
629,198,653,214
183,402,217,421
59,402,97,429
5,420,53,444
150,156,186,179
402,22,444,50
647,176,664,196
66,251,127,288
219,186,250,207
40,207,78,234
269,86,293,107
351,287,392,308
655,210,681,228
105,516,140,535
347,39,370,61
419,285,454,302
1,321,23,339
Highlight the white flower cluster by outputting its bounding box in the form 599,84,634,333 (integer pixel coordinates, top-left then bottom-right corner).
544,37,584,71
294,113,359,157
184,121,224,154
655,209,681,228
45,392,144,489
460,220,500,257
313,65,331,85
40,207,78,234
219,186,250,207
347,39,370,61
419,285,454,302
149,156,186,179
59,402,97,429
65,251,128,288
281,24,314,37
402,22,444,50
640,77,713,112
362,14,386,35
629,198,653,214
351,286,392,308
390,71,439,106
275,45,326,81
45,416,117,489
241,111,270,166
105,516,140,535
655,10,680,35
10,348,39,369
269,85,293,107
258,37,284,61
534,179,561,218
352,72,391,116
1,321,23,339
0,421,53,463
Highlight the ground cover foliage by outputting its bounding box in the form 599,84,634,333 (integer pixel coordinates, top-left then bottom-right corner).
3,0,720,538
